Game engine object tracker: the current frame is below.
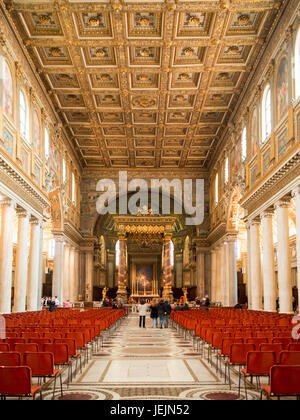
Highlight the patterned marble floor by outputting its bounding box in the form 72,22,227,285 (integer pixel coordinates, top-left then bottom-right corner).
42,315,261,400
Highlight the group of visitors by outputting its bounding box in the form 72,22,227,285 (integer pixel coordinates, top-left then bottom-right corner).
102,297,124,309
41,296,72,311
138,299,172,329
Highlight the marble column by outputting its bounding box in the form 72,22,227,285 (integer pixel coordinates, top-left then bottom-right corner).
73,249,79,302
196,248,205,300
53,237,64,303
14,209,30,313
85,250,94,301
210,249,217,303
293,186,300,312
261,210,276,312
0,199,15,313
250,219,263,310
162,234,173,299
215,246,222,304
27,219,41,311
226,237,238,307
220,244,226,306
246,223,252,309
63,244,70,302
276,199,292,313
69,247,75,303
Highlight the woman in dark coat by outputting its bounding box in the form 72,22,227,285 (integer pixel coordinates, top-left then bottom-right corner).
150,299,159,328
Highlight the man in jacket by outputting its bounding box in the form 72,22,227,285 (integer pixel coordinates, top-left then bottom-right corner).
157,299,166,329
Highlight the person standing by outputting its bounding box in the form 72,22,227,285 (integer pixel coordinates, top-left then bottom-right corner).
157,299,166,329
138,300,148,328
164,299,172,328
150,299,159,328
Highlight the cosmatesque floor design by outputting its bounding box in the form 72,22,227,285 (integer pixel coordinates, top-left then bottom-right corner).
38,315,263,401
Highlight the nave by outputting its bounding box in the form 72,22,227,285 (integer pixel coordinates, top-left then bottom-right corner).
38,314,263,401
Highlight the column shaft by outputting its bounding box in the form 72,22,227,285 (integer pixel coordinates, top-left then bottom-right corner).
250,221,263,310
53,238,64,303
277,201,292,313
14,211,29,312
293,187,300,312
261,213,276,312
27,220,41,311
226,239,238,307
63,245,70,302
0,201,15,313
210,250,217,303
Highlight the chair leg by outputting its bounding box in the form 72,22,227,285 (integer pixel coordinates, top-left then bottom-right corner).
60,373,63,397
53,376,57,400
238,366,241,398
244,374,248,401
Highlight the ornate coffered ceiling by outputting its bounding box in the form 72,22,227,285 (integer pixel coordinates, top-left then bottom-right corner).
4,0,283,169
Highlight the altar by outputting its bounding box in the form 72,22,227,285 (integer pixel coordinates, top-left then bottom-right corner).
113,213,176,302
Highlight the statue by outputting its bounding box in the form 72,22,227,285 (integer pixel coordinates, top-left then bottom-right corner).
102,286,108,302
182,287,188,304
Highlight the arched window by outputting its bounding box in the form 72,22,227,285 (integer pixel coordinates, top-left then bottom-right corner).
262,85,272,143
115,240,120,267
215,173,219,205
242,127,247,160
3,61,13,121
295,28,300,99
224,157,229,184
19,90,28,141
44,127,50,160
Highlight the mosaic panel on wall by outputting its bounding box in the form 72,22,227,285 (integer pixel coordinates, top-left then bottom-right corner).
276,56,289,123
277,129,289,161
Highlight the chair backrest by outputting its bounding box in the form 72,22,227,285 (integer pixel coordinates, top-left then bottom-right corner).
230,344,255,365
5,338,25,351
0,343,9,352
65,332,84,349
0,366,32,396
270,366,300,396
28,338,51,352
246,338,268,350
221,338,243,357
43,343,69,364
0,352,21,367
246,351,276,376
14,343,39,354
54,339,76,357
273,338,292,350
259,343,284,353
23,352,54,377
279,351,300,366
288,344,300,352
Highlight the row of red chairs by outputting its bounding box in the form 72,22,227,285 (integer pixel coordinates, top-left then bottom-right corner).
0,309,125,399
172,308,300,399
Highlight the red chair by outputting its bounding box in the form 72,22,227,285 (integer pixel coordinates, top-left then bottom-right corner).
241,352,276,400
5,338,25,351
24,352,63,400
246,338,268,350
54,339,82,376
43,344,72,384
259,343,284,363
261,366,300,400
29,338,51,352
272,338,292,350
0,343,9,352
288,344,300,352
279,351,300,366
225,344,255,395
14,343,38,364
0,366,42,400
217,338,243,376
0,352,21,367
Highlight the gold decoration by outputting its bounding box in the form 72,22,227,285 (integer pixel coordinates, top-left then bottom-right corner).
238,14,250,25
138,17,150,26
178,73,190,81
88,17,101,27
139,48,151,57
38,15,52,25
183,47,194,57
49,47,62,57
95,48,107,57
227,46,240,55
188,15,201,26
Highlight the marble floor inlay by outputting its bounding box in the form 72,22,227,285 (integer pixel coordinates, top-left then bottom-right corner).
41,314,261,400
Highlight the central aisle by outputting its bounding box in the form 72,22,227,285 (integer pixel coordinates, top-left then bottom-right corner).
44,314,260,400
